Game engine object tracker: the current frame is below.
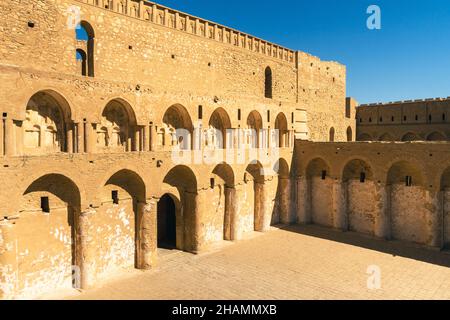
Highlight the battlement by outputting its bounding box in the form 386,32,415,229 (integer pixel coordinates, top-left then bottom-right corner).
76,0,295,63
359,96,450,107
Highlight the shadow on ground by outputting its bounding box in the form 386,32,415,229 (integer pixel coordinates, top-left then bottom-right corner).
278,224,450,268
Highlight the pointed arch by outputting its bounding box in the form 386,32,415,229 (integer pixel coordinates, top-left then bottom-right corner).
23,90,73,154
162,104,193,150
246,110,263,148
208,107,232,149
275,112,288,147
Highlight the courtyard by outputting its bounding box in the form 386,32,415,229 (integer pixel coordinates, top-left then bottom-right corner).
58,225,450,300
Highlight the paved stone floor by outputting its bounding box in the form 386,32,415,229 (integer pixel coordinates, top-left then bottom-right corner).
62,225,450,300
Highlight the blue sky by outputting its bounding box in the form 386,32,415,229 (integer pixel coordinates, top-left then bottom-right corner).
151,0,450,104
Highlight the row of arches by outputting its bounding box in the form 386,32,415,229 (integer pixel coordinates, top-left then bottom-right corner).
4,158,292,299
5,90,294,156
357,131,449,142
301,157,449,248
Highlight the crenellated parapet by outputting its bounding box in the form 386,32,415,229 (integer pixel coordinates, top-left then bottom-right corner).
76,0,296,63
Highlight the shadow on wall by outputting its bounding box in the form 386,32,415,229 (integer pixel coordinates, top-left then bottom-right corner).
279,224,450,269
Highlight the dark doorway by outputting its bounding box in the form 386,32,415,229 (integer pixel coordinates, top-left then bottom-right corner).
157,194,177,249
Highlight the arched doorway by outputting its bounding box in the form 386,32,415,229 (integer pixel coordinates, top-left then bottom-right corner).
212,163,236,241
163,165,198,252
157,194,177,249
245,161,267,232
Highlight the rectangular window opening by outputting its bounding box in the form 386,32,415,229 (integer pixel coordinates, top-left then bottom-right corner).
112,190,119,204
405,176,413,187
41,197,50,213
360,172,366,183
321,170,327,180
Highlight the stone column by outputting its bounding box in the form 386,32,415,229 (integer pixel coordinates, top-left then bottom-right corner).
78,208,96,289
137,201,157,270
149,124,155,151
4,118,14,156
297,176,311,224
374,183,390,239
76,122,84,153
427,190,443,248
184,191,200,253
224,187,236,240
135,127,141,152
143,124,150,152
84,121,94,154
67,123,74,154
254,182,264,232
332,179,347,231
279,177,291,224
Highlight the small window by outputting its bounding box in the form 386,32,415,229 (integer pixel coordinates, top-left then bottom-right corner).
415,115,418,121
359,118,362,123
360,172,366,183
369,117,372,123
264,67,273,99
267,110,270,122
76,21,95,77
291,112,294,124
405,176,412,187
112,190,119,204
238,109,241,121
429,115,432,122
391,116,394,122
198,105,203,119
210,178,215,189
41,197,50,213
403,116,407,121
321,170,327,180
443,114,446,121
379,117,383,123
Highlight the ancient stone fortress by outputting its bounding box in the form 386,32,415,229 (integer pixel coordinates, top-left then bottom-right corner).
0,0,446,300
